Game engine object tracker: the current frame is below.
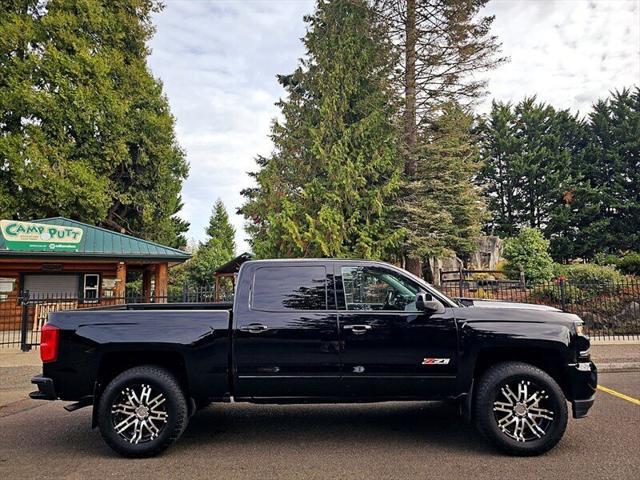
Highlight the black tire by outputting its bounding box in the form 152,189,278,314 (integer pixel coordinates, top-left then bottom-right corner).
474,361,568,456
97,365,188,457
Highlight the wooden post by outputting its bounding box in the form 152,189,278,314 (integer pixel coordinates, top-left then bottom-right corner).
115,262,127,301
142,266,154,303
214,274,220,302
155,263,168,303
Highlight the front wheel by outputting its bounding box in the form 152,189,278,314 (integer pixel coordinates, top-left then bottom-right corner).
474,361,568,456
97,365,189,457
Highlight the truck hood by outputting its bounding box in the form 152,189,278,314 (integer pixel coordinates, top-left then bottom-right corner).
452,299,581,331
464,299,561,312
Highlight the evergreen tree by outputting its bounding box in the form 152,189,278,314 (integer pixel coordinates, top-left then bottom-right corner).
397,102,485,262
188,200,235,286
205,199,236,254
574,88,640,257
477,98,587,260
241,0,401,259
0,0,188,248
374,0,504,275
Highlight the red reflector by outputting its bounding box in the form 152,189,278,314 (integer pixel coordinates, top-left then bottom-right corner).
40,324,59,363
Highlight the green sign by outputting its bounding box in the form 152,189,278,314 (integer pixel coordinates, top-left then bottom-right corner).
0,220,83,252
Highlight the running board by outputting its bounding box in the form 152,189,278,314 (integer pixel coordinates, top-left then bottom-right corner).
63,396,93,412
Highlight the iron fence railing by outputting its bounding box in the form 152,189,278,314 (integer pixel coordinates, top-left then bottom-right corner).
1,278,638,349
436,279,640,340
0,288,226,350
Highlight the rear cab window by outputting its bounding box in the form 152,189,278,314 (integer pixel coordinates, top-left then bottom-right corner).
251,266,328,311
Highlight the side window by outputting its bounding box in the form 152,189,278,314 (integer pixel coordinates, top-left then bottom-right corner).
341,266,420,312
252,266,327,311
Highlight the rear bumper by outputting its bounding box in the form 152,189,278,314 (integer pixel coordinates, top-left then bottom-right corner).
568,361,597,418
30,376,57,400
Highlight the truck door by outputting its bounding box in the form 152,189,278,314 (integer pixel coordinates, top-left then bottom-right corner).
335,263,458,398
233,263,341,399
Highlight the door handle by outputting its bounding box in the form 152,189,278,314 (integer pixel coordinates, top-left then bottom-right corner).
343,324,372,335
239,323,269,333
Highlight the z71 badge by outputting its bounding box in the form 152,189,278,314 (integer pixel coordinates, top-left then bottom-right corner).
422,358,450,365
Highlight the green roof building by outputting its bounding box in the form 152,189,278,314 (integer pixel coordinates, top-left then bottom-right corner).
0,217,190,311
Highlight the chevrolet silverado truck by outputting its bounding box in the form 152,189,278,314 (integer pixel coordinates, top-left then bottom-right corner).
30,259,597,457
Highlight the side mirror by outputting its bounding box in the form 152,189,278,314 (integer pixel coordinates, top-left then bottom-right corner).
415,292,445,314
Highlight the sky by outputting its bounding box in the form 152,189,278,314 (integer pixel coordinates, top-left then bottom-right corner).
147,0,640,253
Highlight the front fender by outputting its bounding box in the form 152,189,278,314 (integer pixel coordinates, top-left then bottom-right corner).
456,320,573,394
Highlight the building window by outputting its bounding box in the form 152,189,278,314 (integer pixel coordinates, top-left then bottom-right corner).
83,274,100,302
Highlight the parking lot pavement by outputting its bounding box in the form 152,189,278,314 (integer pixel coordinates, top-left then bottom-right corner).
0,372,637,480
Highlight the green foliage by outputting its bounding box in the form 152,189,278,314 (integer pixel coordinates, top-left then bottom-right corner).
532,283,585,305
0,0,188,248
502,228,554,284
477,98,587,246
593,252,623,268
618,253,640,276
186,241,231,287
187,201,235,286
556,263,624,285
241,0,401,259
205,199,236,254
478,88,640,261
396,102,485,260
571,89,640,258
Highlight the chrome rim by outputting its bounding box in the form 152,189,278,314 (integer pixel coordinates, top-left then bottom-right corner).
493,379,555,442
111,383,169,444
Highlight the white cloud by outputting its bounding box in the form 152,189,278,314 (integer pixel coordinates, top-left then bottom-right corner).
147,0,640,251
482,0,640,115
148,0,315,252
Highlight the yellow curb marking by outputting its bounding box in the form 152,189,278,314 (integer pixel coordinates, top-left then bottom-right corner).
597,385,640,406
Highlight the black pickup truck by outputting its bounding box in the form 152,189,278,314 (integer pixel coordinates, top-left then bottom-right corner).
31,259,596,457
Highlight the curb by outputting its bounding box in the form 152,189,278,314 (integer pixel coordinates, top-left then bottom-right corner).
597,362,640,373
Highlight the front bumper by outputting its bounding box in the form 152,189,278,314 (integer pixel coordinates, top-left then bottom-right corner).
568,361,597,418
30,376,57,400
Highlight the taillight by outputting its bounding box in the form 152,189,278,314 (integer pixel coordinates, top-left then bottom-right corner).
40,324,60,363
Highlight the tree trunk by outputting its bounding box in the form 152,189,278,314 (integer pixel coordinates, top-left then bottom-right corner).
403,0,417,177
403,0,421,277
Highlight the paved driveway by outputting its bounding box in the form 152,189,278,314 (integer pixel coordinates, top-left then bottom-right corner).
0,372,638,480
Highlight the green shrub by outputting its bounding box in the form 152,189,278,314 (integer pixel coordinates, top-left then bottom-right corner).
502,228,554,284
593,252,622,268
551,262,567,279
532,283,586,305
618,252,640,276
560,263,624,284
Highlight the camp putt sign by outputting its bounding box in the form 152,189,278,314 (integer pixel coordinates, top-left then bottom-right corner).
0,220,83,252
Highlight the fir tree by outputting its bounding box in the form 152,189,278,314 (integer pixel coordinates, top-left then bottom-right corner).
374,0,504,275
188,200,235,286
241,0,402,259
398,102,485,262
573,88,640,257
205,199,236,254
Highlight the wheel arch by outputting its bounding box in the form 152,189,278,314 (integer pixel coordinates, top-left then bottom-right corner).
461,345,571,420
92,350,191,427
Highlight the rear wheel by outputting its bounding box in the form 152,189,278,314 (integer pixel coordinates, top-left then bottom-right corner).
474,361,568,456
97,365,188,457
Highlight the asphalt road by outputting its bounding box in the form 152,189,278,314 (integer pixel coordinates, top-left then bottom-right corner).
1,372,638,480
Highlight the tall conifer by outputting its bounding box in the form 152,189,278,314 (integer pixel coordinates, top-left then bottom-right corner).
241,0,401,259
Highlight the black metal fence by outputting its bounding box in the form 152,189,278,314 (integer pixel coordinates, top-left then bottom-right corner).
437,278,640,340
0,288,223,350
1,278,639,349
